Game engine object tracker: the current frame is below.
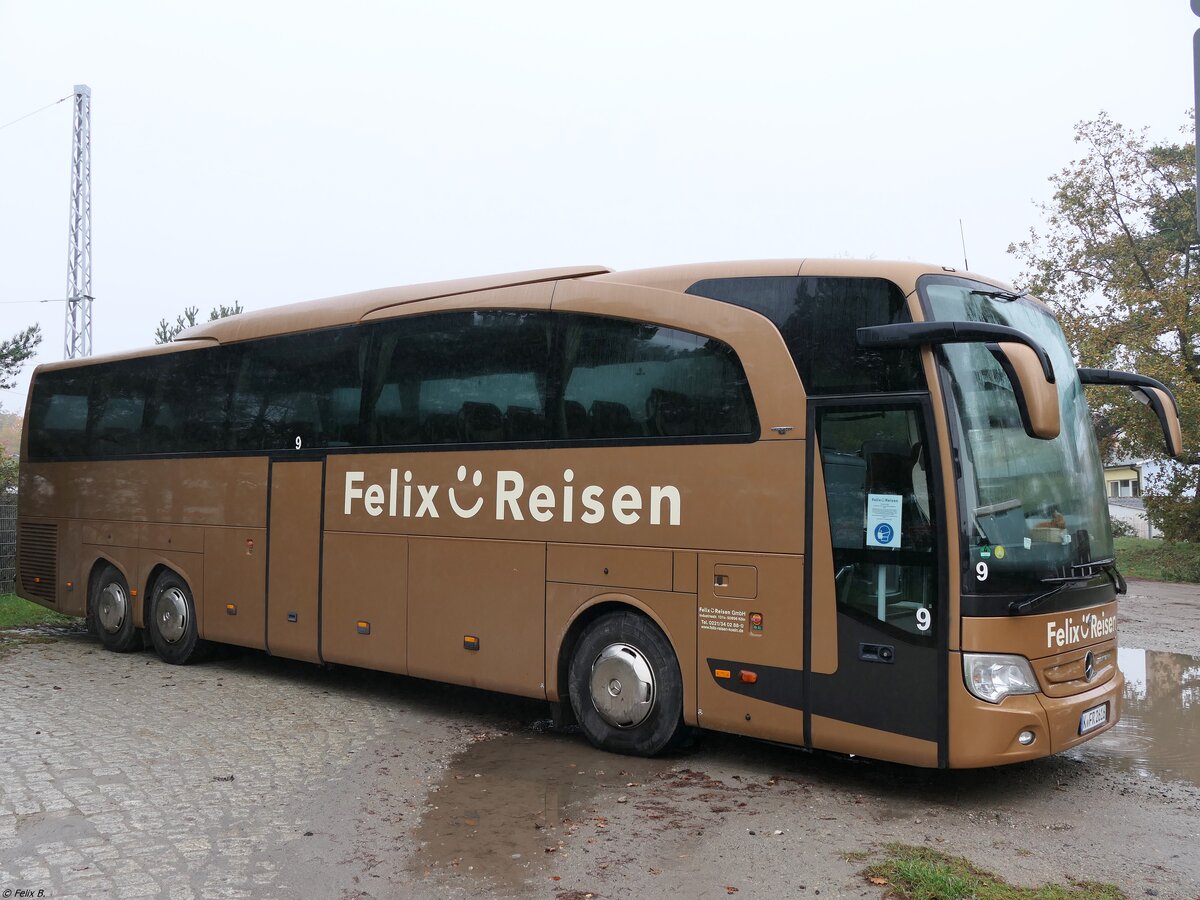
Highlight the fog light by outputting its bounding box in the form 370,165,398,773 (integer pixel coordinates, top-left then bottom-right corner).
1017,730,1035,746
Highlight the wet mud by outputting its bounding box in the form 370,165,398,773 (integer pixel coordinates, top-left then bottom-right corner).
409,730,661,894
408,646,1200,897
1068,647,1200,788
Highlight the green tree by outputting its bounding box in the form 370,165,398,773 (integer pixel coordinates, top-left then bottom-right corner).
1009,111,1199,540
0,325,42,391
0,452,18,493
155,302,244,344
0,324,41,491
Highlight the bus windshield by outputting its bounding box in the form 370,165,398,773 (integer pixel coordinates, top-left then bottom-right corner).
920,277,1113,600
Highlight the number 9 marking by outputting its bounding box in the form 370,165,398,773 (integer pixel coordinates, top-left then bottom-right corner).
916,607,932,632
295,436,303,450
976,561,989,582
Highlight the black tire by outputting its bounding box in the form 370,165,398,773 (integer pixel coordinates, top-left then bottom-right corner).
86,564,141,653
148,572,209,665
568,611,684,757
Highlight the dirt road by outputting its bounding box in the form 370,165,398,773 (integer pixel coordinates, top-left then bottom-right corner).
0,579,1196,899
1119,578,1200,657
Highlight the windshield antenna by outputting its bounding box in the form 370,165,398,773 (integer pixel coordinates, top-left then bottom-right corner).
959,219,969,271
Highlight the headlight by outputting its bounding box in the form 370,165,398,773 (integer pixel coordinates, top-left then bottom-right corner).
963,653,1040,703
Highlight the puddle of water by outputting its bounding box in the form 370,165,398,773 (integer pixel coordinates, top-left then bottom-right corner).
409,729,662,893
1069,647,1200,788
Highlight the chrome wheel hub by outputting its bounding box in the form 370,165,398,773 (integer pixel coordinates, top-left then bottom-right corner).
97,583,127,634
589,642,656,728
157,587,189,644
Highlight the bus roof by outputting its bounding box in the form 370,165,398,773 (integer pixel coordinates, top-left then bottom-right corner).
175,265,612,345
597,258,1012,296
31,259,1014,373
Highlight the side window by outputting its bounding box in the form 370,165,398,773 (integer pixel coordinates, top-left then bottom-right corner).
368,311,552,446
89,363,149,457
145,346,237,454
29,371,89,459
817,405,937,638
229,327,364,450
553,315,755,440
686,276,923,395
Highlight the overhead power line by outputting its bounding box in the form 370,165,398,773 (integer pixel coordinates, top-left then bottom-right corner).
0,94,72,133
0,297,73,305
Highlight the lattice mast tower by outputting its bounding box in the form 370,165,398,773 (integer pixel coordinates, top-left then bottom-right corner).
64,84,92,359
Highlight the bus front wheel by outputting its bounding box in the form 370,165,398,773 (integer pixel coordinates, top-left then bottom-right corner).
569,611,684,757
87,565,140,653
148,572,208,665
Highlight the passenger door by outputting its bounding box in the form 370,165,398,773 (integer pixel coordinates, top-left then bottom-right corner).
806,398,946,765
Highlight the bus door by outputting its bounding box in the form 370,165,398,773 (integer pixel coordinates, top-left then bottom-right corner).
266,458,325,663
805,398,946,765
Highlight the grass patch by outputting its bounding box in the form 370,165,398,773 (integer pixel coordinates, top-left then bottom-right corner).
0,593,75,629
1114,537,1200,583
863,843,1124,899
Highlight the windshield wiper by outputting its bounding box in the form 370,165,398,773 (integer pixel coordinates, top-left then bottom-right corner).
1009,576,1089,615
1007,557,1127,616
970,288,1028,302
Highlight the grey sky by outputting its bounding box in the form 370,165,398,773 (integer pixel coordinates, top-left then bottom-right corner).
0,1,1194,414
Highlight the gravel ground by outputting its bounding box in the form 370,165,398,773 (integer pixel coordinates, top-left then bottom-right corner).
0,579,1196,899
1118,578,1200,657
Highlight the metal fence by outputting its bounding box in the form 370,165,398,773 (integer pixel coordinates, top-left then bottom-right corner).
0,495,15,593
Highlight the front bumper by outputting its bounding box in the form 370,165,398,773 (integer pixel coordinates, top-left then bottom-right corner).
947,651,1124,767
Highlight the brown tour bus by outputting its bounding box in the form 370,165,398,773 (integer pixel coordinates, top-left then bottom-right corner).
15,260,1184,766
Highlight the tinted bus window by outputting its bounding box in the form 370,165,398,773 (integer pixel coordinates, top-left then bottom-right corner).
369,311,552,446
230,326,364,450
553,315,755,440
145,347,237,454
90,362,149,457
28,309,757,459
686,276,923,395
29,370,89,459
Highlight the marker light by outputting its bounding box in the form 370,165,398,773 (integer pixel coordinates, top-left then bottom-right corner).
963,653,1040,704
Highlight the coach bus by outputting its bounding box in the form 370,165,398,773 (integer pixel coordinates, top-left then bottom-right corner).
15,260,1184,767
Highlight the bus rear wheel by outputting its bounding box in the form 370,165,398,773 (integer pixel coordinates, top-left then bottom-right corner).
148,572,208,665
87,565,140,653
569,611,684,757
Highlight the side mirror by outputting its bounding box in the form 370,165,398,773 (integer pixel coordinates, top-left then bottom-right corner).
985,342,1060,440
857,322,1060,440
1078,369,1183,458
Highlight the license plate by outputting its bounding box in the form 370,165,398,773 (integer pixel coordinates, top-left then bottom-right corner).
1079,703,1108,735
